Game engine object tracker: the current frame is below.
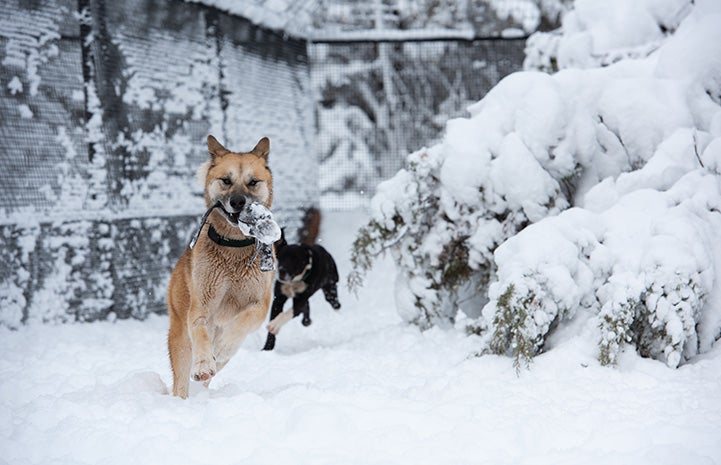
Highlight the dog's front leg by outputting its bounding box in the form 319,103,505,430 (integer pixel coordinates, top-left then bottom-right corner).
293,299,312,326
263,288,288,350
217,300,271,364
188,302,217,383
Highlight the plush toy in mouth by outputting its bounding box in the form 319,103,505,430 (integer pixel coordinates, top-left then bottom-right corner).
189,201,281,272
236,202,281,272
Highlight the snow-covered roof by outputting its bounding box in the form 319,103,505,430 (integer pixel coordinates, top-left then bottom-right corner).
186,0,562,41
310,27,476,42
185,0,319,38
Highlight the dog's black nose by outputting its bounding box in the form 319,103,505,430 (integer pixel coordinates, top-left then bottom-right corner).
229,195,246,212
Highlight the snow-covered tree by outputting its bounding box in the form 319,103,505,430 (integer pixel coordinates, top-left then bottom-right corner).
351,0,721,367
524,0,692,72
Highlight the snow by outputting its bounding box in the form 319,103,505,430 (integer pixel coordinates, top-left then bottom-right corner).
7,75,23,94
4,0,721,461
188,0,547,41
237,202,282,245
2,209,721,465
353,0,721,368
17,104,33,119
237,202,282,272
184,0,315,38
0,5,60,96
310,27,475,42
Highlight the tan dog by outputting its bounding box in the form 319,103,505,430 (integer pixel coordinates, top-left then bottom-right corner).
167,135,275,398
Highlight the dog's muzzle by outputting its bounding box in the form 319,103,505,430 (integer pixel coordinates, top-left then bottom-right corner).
277,260,313,284
217,195,248,225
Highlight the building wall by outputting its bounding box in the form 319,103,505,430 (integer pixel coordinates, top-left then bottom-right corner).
0,0,316,327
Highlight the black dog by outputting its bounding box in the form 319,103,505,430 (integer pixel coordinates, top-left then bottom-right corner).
262,233,341,350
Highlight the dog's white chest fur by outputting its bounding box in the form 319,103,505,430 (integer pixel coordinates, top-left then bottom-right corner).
281,280,307,298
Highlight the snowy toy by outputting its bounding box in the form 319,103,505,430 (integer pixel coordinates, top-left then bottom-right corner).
236,202,282,245
236,201,281,272
188,201,280,272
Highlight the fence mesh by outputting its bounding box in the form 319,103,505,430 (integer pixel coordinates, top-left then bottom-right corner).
1,0,533,326
0,0,314,327
311,38,527,209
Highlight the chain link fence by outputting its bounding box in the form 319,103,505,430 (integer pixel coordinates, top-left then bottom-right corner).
1,0,535,326
311,37,527,209
0,0,315,327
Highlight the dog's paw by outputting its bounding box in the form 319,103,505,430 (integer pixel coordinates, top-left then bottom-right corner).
191,358,217,382
267,321,282,335
267,310,293,335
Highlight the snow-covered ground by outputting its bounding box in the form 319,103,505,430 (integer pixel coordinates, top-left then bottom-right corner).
1,209,720,465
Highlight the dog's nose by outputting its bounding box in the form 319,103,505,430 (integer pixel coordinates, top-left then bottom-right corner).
229,195,246,212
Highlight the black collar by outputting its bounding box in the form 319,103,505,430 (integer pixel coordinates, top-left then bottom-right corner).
207,224,256,248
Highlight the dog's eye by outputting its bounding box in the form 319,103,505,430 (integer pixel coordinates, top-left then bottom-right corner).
248,179,260,187
219,177,231,186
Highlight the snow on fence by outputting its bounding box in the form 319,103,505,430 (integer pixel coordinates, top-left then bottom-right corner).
0,0,316,328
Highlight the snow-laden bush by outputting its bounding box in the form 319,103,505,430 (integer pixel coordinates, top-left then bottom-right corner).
350,70,588,328
489,131,721,368
349,145,469,328
484,207,599,369
351,0,721,367
524,0,692,72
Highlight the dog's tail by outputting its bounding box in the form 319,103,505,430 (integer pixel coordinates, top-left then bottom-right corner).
297,206,321,245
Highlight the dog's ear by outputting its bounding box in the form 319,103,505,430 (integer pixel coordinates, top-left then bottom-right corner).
251,137,270,161
207,135,229,161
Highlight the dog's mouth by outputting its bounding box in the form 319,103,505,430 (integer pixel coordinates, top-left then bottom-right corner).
217,205,240,225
